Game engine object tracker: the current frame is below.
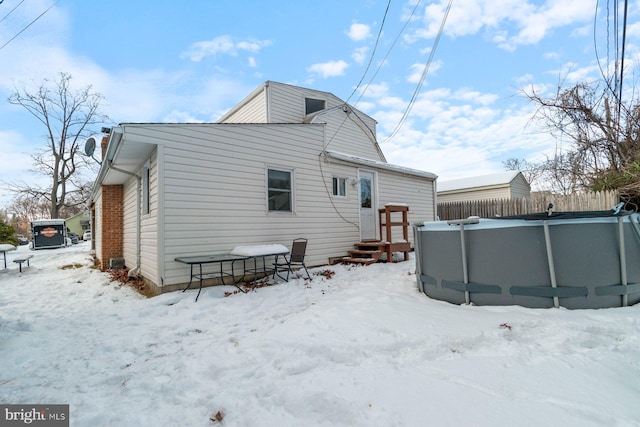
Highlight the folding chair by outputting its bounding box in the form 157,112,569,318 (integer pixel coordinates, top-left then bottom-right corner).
273,238,311,281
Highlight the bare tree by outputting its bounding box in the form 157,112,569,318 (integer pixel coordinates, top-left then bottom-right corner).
7,72,107,218
522,78,640,203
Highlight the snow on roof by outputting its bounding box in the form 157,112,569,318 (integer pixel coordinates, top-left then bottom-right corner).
438,171,522,192
325,151,437,179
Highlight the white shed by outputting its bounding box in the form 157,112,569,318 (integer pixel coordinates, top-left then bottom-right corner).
437,171,530,203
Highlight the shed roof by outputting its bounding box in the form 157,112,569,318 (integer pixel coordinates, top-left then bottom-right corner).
438,171,523,192
325,151,437,179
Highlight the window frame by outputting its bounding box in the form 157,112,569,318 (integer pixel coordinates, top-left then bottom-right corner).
142,160,151,215
332,176,347,197
305,97,326,115
267,167,294,213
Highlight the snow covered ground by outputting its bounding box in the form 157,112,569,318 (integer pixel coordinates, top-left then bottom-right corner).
1,243,639,427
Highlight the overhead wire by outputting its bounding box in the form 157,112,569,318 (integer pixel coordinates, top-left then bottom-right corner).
345,0,391,105
318,0,396,230
354,0,423,106
382,0,453,143
0,0,24,25
617,0,628,124
0,0,58,51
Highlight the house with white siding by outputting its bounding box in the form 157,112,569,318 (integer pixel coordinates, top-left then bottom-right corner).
90,81,437,295
437,171,530,203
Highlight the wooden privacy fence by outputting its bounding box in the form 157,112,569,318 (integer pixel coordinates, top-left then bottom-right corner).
437,190,620,220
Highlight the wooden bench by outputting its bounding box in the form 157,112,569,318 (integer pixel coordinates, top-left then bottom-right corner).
13,255,33,272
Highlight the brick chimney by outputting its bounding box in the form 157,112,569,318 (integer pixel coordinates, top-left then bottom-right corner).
99,184,124,270
101,135,109,160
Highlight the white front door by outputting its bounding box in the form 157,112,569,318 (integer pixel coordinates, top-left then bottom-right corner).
359,171,376,241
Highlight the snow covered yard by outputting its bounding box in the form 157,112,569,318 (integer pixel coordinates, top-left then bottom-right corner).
1,244,639,427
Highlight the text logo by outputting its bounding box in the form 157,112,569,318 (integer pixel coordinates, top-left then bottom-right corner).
1,405,69,427
40,228,58,238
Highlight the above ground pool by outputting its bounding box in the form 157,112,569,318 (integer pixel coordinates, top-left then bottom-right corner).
413,206,640,309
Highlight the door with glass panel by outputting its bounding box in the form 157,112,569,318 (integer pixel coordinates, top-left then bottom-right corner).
359,171,376,241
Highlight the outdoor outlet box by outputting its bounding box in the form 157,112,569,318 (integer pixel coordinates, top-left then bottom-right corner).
109,257,125,270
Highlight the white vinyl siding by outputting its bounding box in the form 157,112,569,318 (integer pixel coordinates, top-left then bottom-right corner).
219,81,382,161
122,176,138,269
94,190,103,261
141,123,368,287
510,174,531,199
218,89,267,123
316,107,382,160
140,150,159,285
378,172,436,245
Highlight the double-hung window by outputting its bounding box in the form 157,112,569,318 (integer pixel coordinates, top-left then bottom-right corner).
268,168,293,212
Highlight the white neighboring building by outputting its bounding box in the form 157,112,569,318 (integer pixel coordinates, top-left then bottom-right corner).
437,171,530,203
90,81,437,295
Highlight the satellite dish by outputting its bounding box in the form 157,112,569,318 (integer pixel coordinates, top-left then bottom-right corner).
84,137,96,157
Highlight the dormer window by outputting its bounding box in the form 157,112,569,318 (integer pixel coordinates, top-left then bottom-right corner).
305,97,325,115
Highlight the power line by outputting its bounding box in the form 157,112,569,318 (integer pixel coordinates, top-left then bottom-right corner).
0,0,24,25
345,0,391,104
382,0,453,143
617,0,628,123
0,0,58,51
354,0,423,106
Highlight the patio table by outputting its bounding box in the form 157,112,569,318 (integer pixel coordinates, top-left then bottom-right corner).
175,254,248,301
0,244,16,269
175,244,289,301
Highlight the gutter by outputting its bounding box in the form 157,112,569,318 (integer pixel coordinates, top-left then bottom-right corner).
324,150,438,180
89,127,142,278
106,160,142,278
90,129,123,200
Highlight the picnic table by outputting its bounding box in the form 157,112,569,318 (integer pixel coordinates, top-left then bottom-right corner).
175,244,289,301
0,244,16,269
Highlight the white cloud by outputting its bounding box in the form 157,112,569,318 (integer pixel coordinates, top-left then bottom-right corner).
162,110,204,123
351,46,370,65
408,0,596,51
452,88,499,106
407,60,442,83
359,82,390,98
347,23,372,41
360,77,554,181
307,60,349,78
181,36,272,62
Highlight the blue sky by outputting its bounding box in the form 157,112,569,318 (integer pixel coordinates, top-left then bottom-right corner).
1,0,638,206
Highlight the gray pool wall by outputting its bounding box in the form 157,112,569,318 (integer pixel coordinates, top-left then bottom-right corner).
413,213,640,309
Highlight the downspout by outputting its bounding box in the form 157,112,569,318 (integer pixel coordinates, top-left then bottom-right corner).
106,159,142,279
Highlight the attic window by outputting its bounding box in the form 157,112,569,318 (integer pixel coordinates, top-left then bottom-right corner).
305,98,325,115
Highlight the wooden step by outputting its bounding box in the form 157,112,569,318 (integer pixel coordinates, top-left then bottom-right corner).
354,241,388,249
349,249,383,256
341,256,379,265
